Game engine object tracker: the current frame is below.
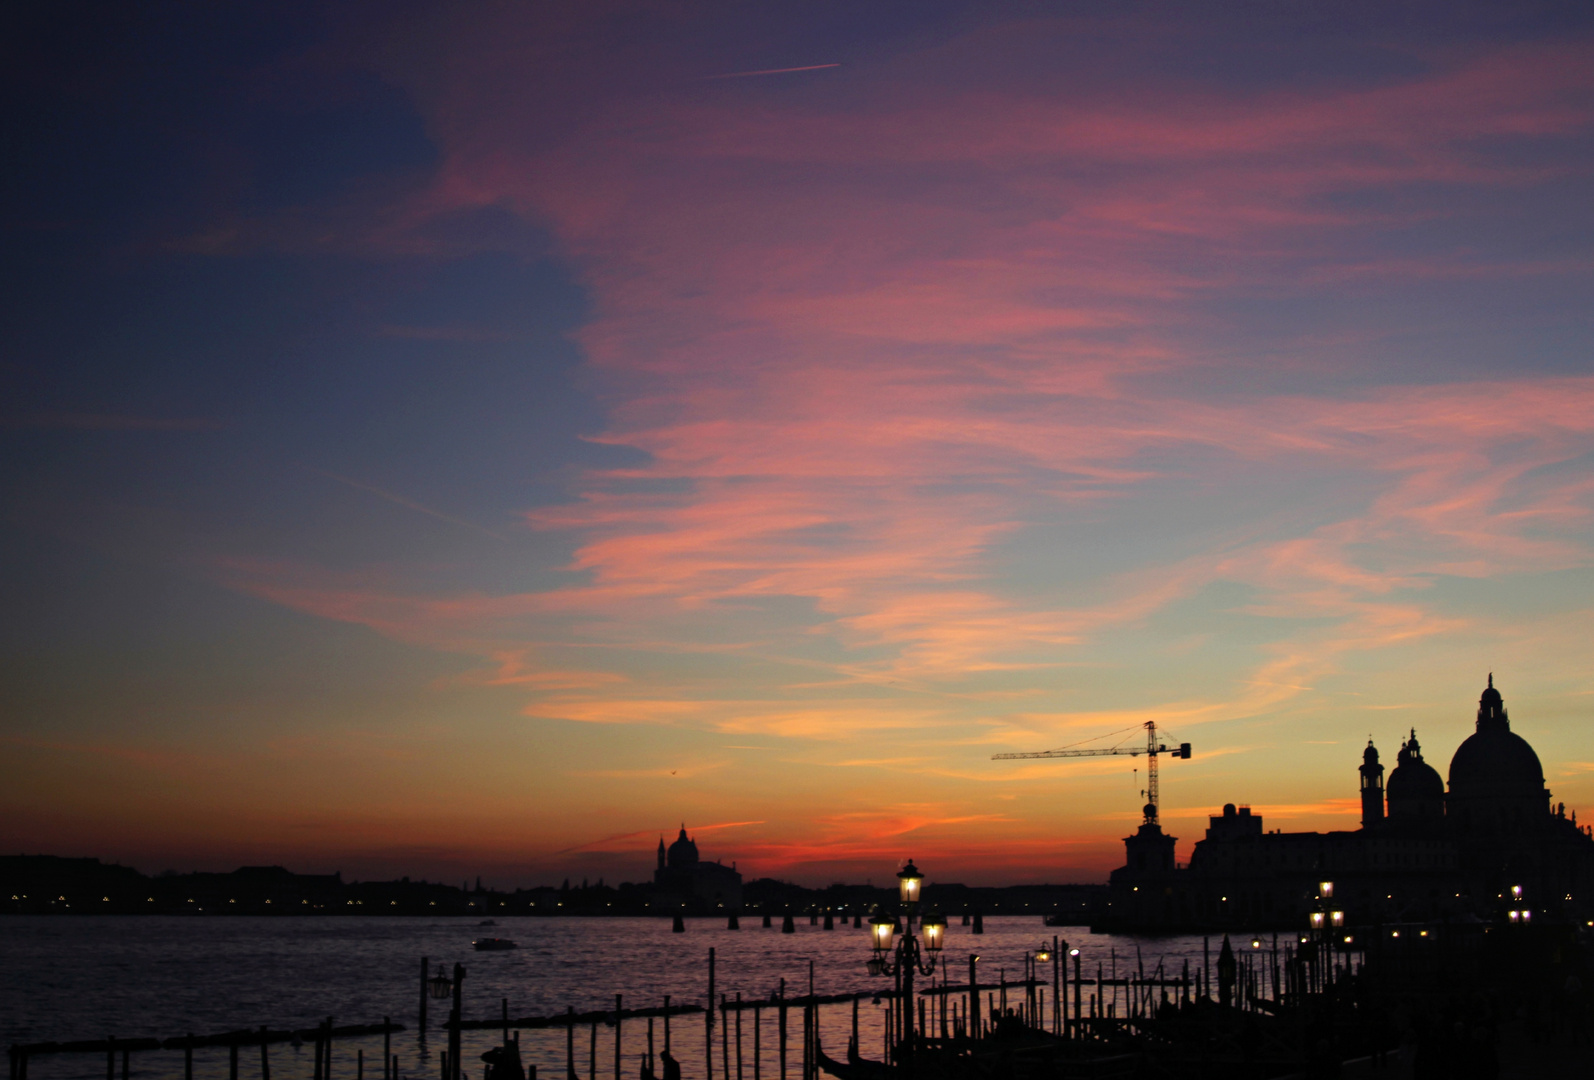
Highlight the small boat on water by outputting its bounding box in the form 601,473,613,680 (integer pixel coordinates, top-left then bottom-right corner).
473,937,518,951
479,919,497,926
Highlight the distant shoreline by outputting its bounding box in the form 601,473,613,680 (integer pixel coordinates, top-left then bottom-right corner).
3,853,1106,918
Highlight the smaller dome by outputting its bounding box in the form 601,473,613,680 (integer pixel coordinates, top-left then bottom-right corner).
1362,739,1379,766
1387,729,1444,803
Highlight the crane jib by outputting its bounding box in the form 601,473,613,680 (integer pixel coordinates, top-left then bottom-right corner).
990,721,1191,824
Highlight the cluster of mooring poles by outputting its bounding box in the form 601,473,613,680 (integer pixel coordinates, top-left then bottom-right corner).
8,1022,404,1080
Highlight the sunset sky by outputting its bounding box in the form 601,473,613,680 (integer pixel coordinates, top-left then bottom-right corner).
4,1,1594,887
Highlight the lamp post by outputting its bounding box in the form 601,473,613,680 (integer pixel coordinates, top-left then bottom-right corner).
1307,882,1342,991
1069,948,1081,1039
864,861,942,1068
1032,943,1050,1030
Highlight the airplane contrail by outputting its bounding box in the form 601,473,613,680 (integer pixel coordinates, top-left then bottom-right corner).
310,466,510,543
706,63,841,80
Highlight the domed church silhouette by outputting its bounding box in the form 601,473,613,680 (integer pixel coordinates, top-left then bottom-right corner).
1103,677,1594,930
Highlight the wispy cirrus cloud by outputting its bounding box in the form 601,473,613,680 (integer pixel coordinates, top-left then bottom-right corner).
221,27,1594,713
196,14,1594,874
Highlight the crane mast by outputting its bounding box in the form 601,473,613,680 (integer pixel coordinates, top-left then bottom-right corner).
992,720,1191,826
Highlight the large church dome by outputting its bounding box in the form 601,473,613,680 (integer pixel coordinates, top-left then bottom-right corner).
666,826,700,868
1447,677,1549,834
1447,677,1545,797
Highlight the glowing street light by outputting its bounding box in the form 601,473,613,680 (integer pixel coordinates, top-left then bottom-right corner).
897,860,924,905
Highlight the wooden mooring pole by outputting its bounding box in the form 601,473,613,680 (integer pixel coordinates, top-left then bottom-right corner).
719,997,728,1080
706,949,716,1080
419,960,429,1038
799,1004,809,1080
614,995,623,1080
777,979,786,1080
966,955,979,1040
261,1028,271,1080
448,967,463,1080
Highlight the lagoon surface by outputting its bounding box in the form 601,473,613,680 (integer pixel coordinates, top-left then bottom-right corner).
2,917,1220,1080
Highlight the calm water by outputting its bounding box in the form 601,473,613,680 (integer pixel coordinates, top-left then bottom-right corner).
1,918,1223,1080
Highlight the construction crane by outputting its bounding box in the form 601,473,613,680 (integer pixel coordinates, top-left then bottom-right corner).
992,721,1191,827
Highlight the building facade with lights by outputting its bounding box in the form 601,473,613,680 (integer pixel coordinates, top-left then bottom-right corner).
1102,678,1594,930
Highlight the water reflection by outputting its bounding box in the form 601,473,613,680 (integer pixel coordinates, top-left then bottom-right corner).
2,917,1229,1080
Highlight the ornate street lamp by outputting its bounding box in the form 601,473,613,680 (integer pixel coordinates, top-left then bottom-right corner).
864,860,940,1059
428,973,454,999
1033,941,1050,963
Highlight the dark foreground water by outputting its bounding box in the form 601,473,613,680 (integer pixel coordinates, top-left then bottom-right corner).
1,918,1219,1080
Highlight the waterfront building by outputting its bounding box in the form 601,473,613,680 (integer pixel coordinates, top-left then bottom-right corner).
1104,678,1594,929
652,826,743,911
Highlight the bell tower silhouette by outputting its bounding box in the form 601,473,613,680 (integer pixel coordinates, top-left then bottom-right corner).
1360,738,1385,827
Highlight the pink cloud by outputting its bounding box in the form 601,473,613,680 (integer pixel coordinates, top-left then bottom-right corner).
189,18,1594,871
